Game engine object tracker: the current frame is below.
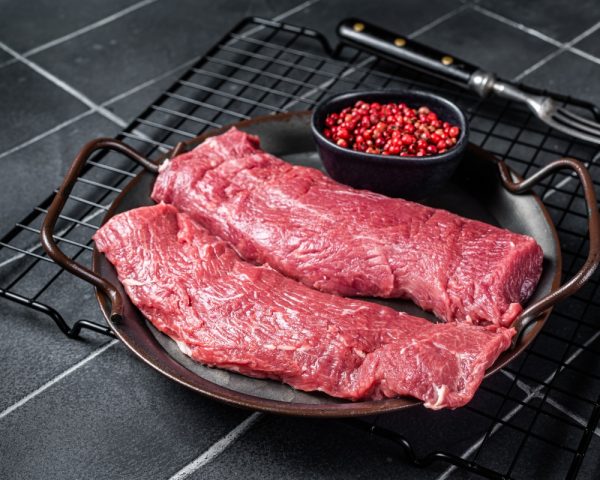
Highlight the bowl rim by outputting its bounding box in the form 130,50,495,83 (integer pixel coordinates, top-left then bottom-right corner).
311,89,469,165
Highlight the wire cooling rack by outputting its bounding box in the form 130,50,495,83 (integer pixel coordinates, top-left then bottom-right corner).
2,17,600,480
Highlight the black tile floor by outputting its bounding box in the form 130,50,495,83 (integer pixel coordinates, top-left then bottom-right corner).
29,0,299,105
0,0,145,53
1,1,600,479
0,62,89,153
476,0,600,43
281,0,462,43
413,7,556,79
524,51,600,106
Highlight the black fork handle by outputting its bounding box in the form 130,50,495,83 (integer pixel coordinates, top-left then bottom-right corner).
337,18,484,87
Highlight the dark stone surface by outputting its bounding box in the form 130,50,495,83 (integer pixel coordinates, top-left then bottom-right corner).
579,436,600,480
574,27,600,57
521,50,600,106
29,0,304,104
0,298,109,412
0,344,250,480
0,49,12,64
477,0,600,43
0,0,144,53
285,0,462,42
196,415,441,480
413,7,557,80
0,61,88,153
2,0,600,479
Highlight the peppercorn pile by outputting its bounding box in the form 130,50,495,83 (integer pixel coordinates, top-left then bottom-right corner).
323,100,461,156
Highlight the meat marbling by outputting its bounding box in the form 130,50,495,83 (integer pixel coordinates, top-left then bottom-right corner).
94,204,515,409
152,128,543,328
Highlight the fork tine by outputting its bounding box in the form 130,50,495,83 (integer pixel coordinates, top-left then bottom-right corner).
556,107,600,133
544,115,600,145
553,108,600,138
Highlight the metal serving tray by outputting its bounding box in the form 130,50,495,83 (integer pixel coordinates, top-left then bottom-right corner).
41,112,598,416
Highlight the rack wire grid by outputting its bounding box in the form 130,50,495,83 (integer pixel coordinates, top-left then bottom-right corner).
2,17,600,480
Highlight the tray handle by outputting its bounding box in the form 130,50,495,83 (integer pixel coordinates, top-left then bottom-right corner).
40,138,179,322
497,158,600,332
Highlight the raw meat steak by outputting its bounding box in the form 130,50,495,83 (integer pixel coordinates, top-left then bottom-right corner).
152,128,543,327
94,204,515,409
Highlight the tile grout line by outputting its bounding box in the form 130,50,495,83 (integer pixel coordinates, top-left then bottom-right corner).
409,3,470,38
569,46,600,67
545,396,600,437
0,53,203,162
503,363,600,439
220,0,322,46
514,19,600,81
272,0,320,21
0,339,118,421
471,5,562,47
0,0,162,71
168,413,264,480
436,328,600,480
0,110,95,161
23,0,161,58
515,51,572,83
0,41,129,128
473,5,600,72
545,16,600,49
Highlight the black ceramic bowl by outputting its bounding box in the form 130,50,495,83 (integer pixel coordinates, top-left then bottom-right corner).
311,90,469,199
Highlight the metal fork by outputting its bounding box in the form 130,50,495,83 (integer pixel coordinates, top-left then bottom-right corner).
338,19,600,146
471,73,600,145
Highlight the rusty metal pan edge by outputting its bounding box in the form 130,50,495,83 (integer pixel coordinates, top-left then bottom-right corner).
93,112,559,415
41,110,600,417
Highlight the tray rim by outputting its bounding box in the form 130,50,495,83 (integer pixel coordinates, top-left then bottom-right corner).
92,111,562,417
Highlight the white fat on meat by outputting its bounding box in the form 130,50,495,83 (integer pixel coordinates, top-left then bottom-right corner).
425,384,450,410
122,278,148,287
175,339,193,357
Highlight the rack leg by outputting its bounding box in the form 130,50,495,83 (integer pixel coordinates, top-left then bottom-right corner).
0,288,115,339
